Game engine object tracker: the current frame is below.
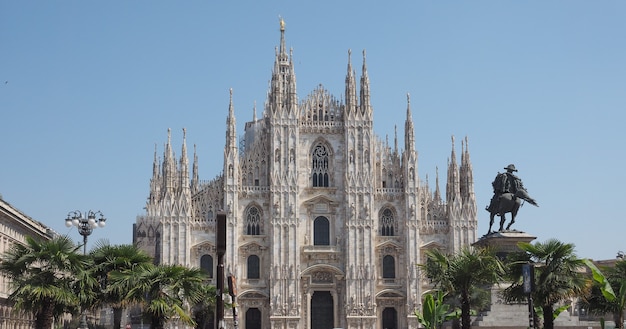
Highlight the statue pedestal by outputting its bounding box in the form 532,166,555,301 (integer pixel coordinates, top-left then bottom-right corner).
473,230,536,259
472,231,538,328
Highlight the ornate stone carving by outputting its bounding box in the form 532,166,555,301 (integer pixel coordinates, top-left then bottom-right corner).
311,271,333,283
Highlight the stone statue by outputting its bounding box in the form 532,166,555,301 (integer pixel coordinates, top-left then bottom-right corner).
486,164,538,234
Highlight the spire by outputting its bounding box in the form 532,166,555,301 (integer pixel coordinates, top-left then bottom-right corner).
163,128,176,194
394,125,398,155
224,90,239,187
181,128,188,166
405,93,415,152
226,89,238,155
228,88,235,118
165,128,172,163
345,49,357,115
434,166,442,202
253,101,257,122
359,50,372,117
149,143,161,205
191,144,199,194
269,17,296,118
461,136,475,204
279,16,286,59
460,138,467,198
446,136,460,205
287,47,298,117
179,128,190,193
450,135,457,168
152,143,159,180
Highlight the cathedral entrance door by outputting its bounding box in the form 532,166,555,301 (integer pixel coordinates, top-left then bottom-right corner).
245,308,262,329
382,307,397,329
311,291,334,329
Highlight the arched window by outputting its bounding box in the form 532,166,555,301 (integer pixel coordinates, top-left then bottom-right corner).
380,208,396,236
312,143,330,187
313,216,330,245
247,255,260,279
383,255,395,279
245,206,261,235
200,254,213,278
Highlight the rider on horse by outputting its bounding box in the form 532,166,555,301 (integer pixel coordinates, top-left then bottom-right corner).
486,164,538,233
487,164,521,213
487,164,537,213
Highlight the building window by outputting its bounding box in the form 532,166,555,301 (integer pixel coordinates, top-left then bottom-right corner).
247,255,260,279
313,216,330,245
245,206,261,235
312,144,330,187
383,255,395,279
380,208,396,236
200,254,213,278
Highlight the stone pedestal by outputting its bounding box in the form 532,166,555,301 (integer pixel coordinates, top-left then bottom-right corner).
473,230,536,259
473,284,531,327
472,231,537,327
471,231,586,327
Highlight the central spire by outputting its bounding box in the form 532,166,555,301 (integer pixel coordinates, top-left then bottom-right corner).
269,16,297,118
279,16,287,60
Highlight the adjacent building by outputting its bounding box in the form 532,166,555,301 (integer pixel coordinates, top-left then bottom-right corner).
0,197,55,329
134,21,478,329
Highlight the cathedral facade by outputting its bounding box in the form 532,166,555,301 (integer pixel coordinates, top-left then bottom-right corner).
134,21,478,329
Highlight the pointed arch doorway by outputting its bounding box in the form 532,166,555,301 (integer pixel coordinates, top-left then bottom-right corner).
382,307,397,329
311,291,334,329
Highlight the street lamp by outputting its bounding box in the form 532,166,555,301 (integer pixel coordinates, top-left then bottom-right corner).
65,210,106,329
65,210,106,254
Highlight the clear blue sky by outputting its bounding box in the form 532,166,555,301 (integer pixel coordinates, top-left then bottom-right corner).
2,2,625,260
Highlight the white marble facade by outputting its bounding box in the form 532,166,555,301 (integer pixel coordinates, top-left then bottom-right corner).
134,21,478,329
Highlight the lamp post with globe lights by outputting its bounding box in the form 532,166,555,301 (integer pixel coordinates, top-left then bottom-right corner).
65,210,107,254
64,210,106,329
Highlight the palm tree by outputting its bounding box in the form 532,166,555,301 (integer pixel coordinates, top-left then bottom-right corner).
192,284,217,329
502,239,588,329
72,255,101,329
581,258,626,328
0,235,89,329
421,247,504,329
109,264,207,329
90,242,154,329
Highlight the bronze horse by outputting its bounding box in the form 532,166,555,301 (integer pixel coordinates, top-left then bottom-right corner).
487,190,538,234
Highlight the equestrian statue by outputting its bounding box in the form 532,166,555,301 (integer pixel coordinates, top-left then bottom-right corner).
486,164,538,234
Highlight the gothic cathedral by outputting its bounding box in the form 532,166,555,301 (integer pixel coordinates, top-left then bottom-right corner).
134,21,478,329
